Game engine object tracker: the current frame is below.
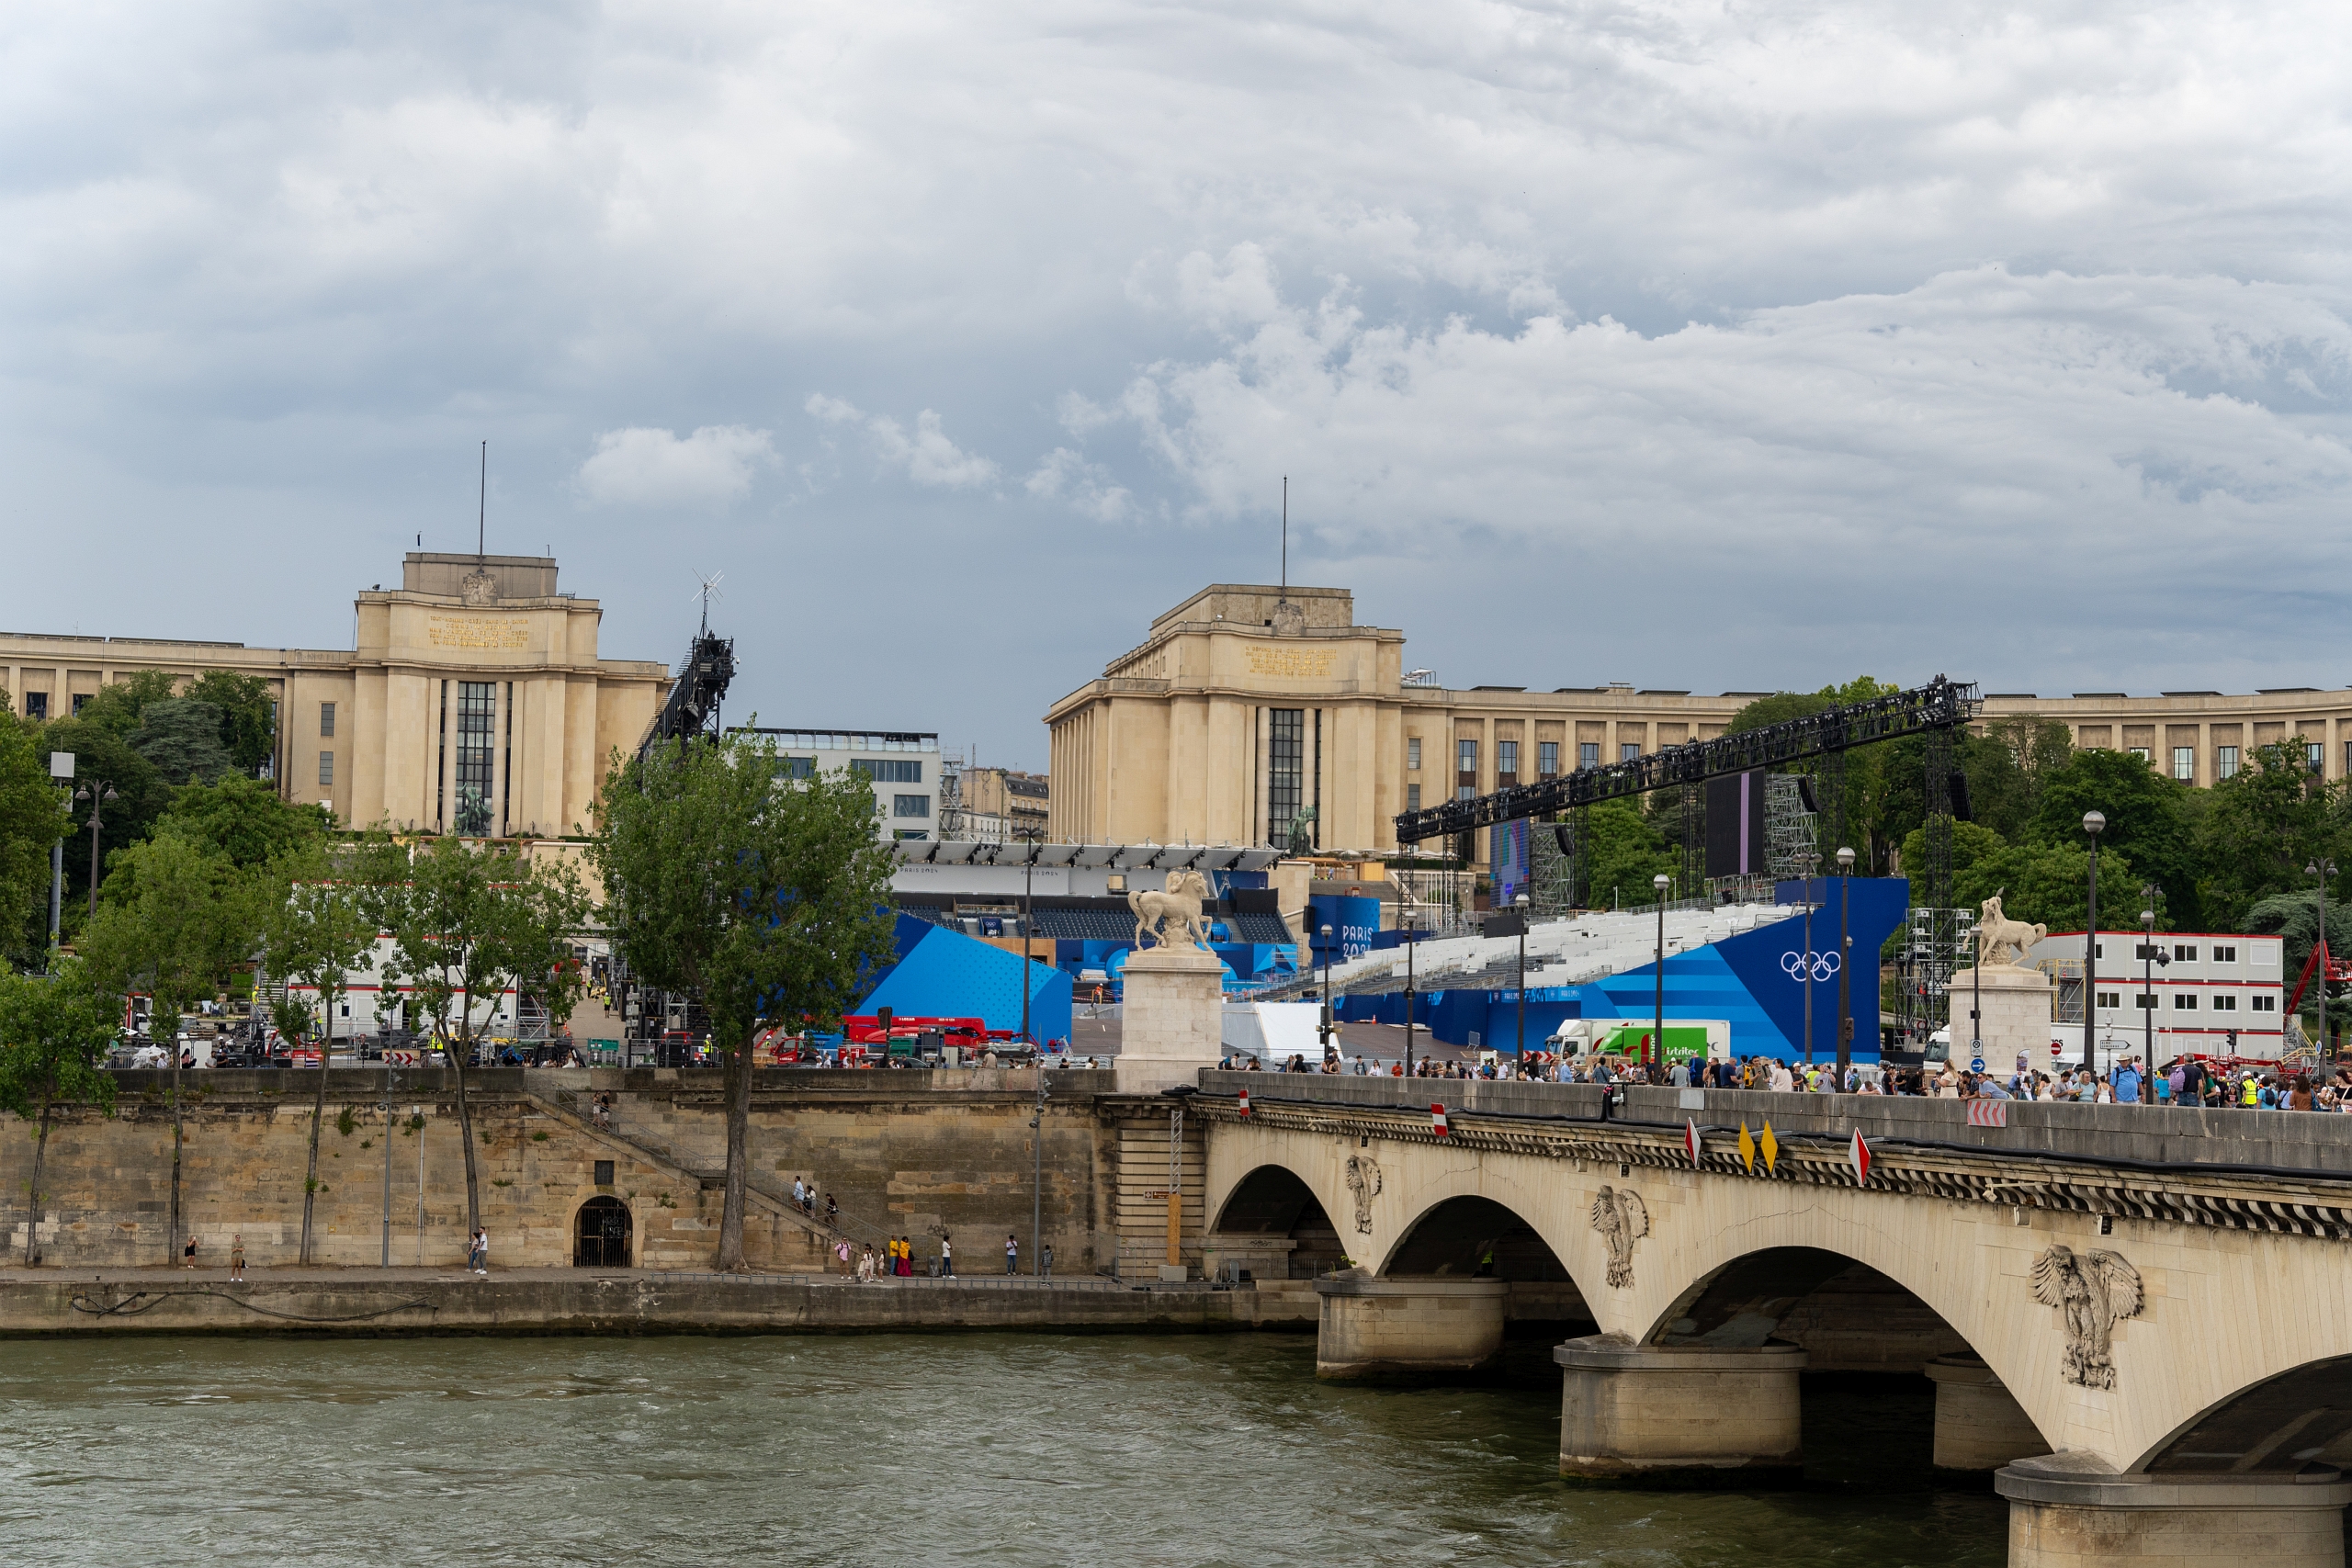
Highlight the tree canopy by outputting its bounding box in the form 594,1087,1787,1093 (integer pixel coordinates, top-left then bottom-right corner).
130,699,237,785
593,733,898,1269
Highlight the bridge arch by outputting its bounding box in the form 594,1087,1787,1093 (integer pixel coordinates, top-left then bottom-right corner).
2133,1353,2352,1475
1207,1163,1348,1278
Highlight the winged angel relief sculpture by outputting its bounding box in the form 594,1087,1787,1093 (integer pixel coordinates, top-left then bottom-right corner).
1590,1186,1649,1289
1343,1155,1382,1235
2030,1245,2144,1389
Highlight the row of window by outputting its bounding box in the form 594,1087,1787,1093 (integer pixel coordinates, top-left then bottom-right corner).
2094,989,2274,1012
2094,942,2249,964
1414,738,1623,776
2154,742,2339,781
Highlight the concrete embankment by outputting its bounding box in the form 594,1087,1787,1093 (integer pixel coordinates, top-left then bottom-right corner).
0,1268,1320,1339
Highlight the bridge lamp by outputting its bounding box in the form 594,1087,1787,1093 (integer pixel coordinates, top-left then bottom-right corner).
1653,874,1670,1070
2142,908,2157,1071
1514,893,1531,1065
2307,859,2338,1071
1318,924,1335,1061
1835,848,1854,1078
2082,812,2106,1073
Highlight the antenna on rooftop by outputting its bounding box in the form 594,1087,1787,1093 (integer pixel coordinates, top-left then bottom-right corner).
1280,476,1287,595
478,441,488,560
690,570,726,637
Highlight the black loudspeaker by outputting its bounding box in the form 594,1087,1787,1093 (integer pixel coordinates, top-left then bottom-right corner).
1797,775,1819,814
1554,825,1574,856
1949,771,1973,823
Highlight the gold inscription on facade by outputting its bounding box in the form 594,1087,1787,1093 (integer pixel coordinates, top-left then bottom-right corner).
426,615,529,650
1246,646,1338,679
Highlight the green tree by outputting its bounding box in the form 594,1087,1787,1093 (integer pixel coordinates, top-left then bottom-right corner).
1583,797,1680,908
79,831,266,1264
2193,741,2340,931
40,719,170,923
184,671,277,777
2243,891,2352,1036
375,837,591,1238
1944,839,2135,935
592,735,898,1271
130,699,236,785
0,717,67,960
265,841,396,1264
74,671,180,739
157,775,331,868
2029,748,2200,925
0,954,121,1265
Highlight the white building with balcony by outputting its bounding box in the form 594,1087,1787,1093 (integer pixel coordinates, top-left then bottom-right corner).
731,728,944,841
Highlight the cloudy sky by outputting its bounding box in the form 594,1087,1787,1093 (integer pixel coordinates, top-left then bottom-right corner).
6,0,2350,768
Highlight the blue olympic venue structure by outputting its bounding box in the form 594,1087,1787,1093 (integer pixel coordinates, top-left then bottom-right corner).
1331,877,1911,1060
854,914,1074,1043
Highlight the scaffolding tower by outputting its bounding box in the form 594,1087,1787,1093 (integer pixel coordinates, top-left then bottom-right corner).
1765,773,1818,880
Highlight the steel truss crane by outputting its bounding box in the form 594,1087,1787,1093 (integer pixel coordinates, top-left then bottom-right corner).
1392,675,1982,845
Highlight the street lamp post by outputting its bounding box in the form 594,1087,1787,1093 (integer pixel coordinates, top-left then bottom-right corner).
1403,908,1418,1078
2308,858,2339,1069
1803,863,1818,1066
73,780,119,920
1652,873,1669,1070
1514,892,1530,1063
2140,908,2168,1071
2082,811,2107,1072
1319,923,1335,1065
1029,1063,1047,1275
1833,848,1855,1078
1017,830,1042,1046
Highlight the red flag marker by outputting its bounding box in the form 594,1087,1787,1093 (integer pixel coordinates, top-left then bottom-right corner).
1849,1129,1872,1188
1685,1119,1702,1168
1237,1089,1251,1119
1432,1103,1450,1137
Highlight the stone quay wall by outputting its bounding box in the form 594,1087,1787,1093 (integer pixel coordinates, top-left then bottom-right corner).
0,1066,1144,1277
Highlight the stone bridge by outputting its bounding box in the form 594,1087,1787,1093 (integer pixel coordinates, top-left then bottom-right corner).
1193,1071,2352,1567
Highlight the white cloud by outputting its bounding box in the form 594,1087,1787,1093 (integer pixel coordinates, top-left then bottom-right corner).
1025,446,1132,522
804,394,998,489
576,425,776,509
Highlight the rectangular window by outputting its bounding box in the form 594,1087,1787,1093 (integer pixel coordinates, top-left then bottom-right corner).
1578,741,1600,769
72,693,92,715
1406,784,1420,813
1407,738,1421,772
1621,742,1641,762
2216,745,2240,779
2211,993,2238,1011
2212,944,2237,964
1497,740,1519,783
2253,994,2278,1011
318,751,334,786
2173,943,2198,963
2310,742,2325,773
594,1160,615,1186
320,702,336,738
2172,993,2199,1010
1269,708,1305,838
2093,942,2103,959
1456,739,1477,777
454,681,494,835
2097,990,2119,1010
1539,741,1559,777
2173,747,2195,781
2128,746,2150,761
893,828,929,840
774,756,816,781
23,692,45,719
1457,785,1476,801
855,759,923,784
2134,942,2161,960
2134,992,2155,1010
892,794,929,818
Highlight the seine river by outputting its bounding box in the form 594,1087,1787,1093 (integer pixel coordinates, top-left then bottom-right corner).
0,1333,2002,1565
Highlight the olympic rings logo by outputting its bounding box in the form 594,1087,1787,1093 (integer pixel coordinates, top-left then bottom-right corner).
1781,950,1842,982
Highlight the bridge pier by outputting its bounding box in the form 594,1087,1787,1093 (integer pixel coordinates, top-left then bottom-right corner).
1555,1336,1807,1485
1998,1456,2352,1566
1313,1272,1507,1381
1926,1355,2051,1473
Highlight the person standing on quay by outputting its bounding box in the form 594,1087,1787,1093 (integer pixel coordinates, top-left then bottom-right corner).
1005,1233,1018,1276
230,1235,245,1282
1041,1243,1053,1280
941,1234,954,1277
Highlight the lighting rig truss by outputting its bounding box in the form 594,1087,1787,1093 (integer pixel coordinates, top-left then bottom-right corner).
1393,675,1983,845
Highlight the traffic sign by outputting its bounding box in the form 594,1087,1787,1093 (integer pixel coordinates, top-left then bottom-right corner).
1970,1057,1985,1073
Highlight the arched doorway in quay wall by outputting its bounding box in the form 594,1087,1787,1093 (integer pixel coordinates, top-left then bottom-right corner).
574,1197,633,1268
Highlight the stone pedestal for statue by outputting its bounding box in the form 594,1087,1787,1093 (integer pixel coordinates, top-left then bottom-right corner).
1928,1355,2051,1472
1315,1271,1508,1381
1115,942,1226,1095
1555,1337,1808,1484
1999,1455,2352,1567
1954,964,2055,1069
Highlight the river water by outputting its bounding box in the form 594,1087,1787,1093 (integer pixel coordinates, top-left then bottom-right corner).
0,1334,2002,1566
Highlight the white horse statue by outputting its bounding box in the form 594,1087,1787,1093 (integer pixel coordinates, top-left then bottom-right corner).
1975,890,2048,968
